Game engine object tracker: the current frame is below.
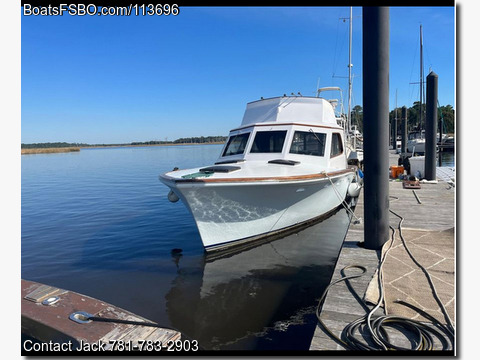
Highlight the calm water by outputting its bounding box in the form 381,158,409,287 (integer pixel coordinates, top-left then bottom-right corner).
21,145,351,350
439,151,455,167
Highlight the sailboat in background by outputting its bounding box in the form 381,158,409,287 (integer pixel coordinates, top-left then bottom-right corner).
342,7,364,168
407,24,426,155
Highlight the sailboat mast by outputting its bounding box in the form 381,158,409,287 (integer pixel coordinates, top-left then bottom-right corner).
347,6,353,135
419,24,424,132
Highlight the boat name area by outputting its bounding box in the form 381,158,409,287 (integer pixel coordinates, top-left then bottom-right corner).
22,339,199,353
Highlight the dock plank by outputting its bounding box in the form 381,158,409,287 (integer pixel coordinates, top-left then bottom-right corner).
21,279,182,353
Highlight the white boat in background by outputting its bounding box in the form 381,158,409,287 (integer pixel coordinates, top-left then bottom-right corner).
346,128,364,167
407,130,426,154
407,130,446,155
438,136,454,152
316,86,364,168
160,95,361,252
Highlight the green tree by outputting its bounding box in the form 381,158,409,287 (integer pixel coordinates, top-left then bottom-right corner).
438,105,455,134
351,105,363,133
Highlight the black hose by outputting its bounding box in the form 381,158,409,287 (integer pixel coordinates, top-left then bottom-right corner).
315,206,455,351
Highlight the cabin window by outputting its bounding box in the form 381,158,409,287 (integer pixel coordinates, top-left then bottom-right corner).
250,130,287,153
289,131,326,156
331,133,343,157
222,133,250,156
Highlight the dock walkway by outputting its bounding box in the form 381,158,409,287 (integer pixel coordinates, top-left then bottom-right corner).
309,152,455,351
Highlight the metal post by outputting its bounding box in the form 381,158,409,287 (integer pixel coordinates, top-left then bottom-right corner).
362,7,390,250
438,100,443,166
401,106,407,156
425,71,438,180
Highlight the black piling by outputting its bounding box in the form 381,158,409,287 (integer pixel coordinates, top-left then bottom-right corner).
362,7,390,250
425,71,438,180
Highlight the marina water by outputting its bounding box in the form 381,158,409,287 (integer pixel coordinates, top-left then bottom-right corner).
21,145,453,350
21,144,354,350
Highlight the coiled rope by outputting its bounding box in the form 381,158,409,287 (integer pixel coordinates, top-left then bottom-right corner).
315,203,455,351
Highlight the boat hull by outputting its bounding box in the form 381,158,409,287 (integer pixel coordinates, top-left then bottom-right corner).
164,171,355,252
407,139,426,154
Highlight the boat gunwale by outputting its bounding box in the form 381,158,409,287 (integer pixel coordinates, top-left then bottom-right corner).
162,167,355,184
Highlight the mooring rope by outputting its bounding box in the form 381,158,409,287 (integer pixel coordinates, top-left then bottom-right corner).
315,203,455,351
324,171,363,224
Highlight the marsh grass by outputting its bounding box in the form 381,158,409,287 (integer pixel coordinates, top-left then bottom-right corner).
21,147,81,155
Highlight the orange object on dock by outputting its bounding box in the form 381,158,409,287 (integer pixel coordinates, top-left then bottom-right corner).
390,165,404,179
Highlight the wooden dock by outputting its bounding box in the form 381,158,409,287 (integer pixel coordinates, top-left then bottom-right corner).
309,151,455,352
21,279,182,354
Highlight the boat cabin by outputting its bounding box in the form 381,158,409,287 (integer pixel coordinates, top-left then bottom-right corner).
408,130,425,141
216,96,347,171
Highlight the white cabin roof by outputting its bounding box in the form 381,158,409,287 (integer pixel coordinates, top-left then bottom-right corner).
240,96,339,128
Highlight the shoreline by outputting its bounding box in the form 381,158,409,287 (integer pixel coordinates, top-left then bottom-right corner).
21,142,225,155
80,142,225,149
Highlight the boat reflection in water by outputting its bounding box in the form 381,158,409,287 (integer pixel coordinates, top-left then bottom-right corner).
165,205,352,350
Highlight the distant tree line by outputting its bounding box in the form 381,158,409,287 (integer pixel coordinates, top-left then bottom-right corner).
350,103,455,135
21,142,89,149
22,136,227,149
130,136,227,146
173,136,227,144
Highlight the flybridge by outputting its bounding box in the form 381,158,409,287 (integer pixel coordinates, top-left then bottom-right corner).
240,96,340,128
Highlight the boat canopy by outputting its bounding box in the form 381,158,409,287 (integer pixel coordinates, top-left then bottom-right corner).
240,96,339,128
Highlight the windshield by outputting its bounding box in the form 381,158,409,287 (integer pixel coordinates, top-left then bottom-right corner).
250,130,287,153
222,133,250,156
289,131,326,156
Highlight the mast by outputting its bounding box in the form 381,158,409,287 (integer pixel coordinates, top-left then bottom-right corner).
347,6,353,137
395,88,398,120
419,24,424,133
395,88,398,144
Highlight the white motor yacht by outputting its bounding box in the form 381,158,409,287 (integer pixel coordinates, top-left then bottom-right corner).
160,95,360,252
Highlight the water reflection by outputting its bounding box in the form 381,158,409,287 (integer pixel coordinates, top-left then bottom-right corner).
165,207,352,350
439,151,455,167
21,145,354,351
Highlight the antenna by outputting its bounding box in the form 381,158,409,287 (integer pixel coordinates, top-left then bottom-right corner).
315,78,320,97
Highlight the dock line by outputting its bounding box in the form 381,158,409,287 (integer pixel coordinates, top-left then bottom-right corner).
85,315,175,329
324,171,363,224
314,206,454,351
412,190,422,204
67,311,205,349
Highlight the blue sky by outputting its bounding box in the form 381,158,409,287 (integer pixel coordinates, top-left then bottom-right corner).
21,6,455,144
